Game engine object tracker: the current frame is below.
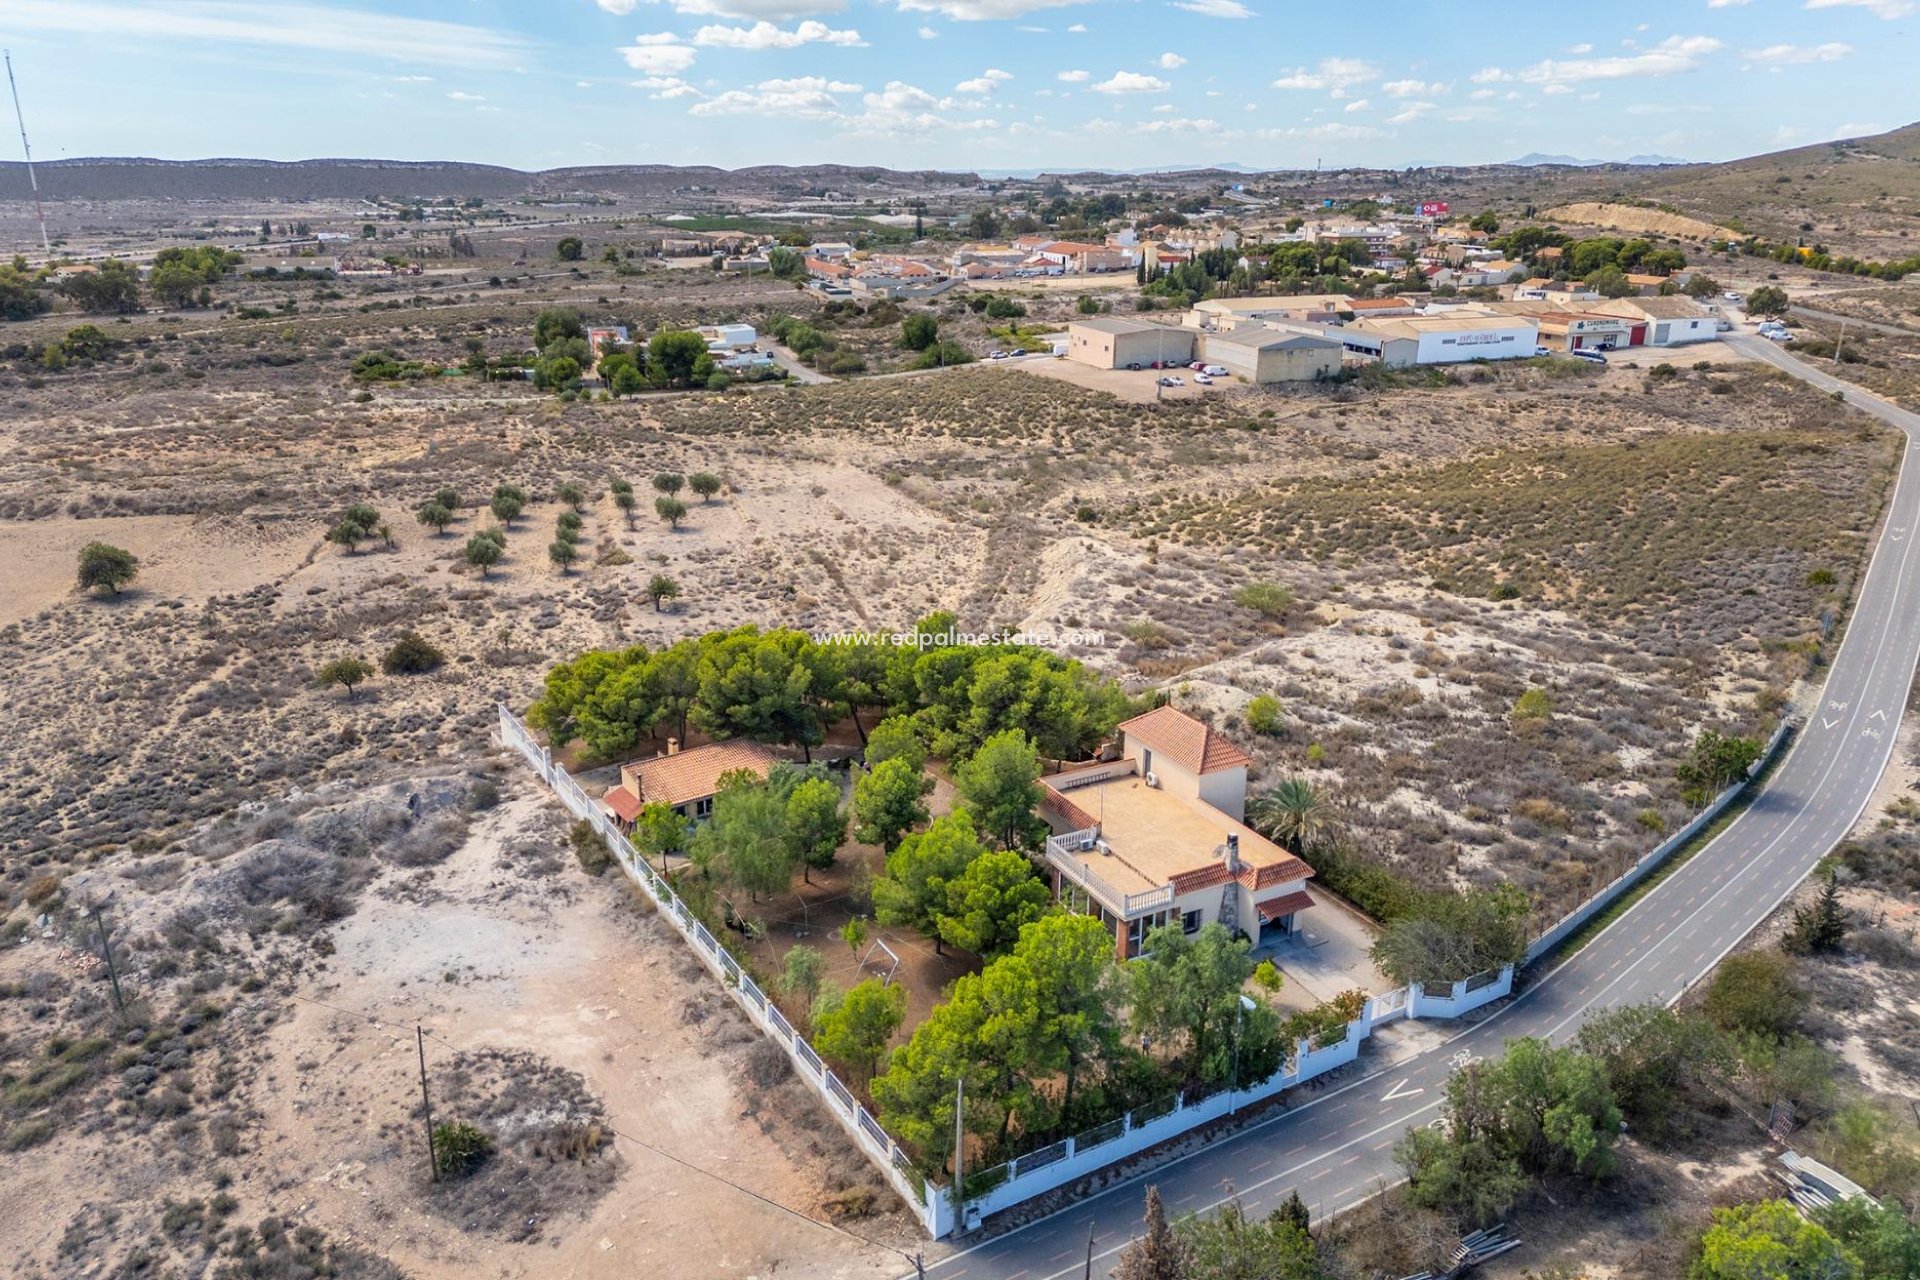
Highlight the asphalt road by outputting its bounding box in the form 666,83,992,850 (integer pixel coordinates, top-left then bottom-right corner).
915,336,1920,1280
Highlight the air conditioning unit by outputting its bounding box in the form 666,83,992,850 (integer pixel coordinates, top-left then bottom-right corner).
1144,772,1160,789
1095,839,1113,857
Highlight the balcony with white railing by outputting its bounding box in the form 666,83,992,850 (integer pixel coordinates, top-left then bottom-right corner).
1045,827,1177,919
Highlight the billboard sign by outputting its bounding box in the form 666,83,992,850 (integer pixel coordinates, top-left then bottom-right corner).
1417,200,1450,218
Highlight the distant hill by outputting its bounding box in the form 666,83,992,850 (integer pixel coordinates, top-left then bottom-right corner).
1506,152,1690,167
0,158,983,203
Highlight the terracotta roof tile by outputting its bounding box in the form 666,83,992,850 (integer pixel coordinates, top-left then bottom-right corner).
1118,705,1253,776
1256,889,1315,922
617,741,776,811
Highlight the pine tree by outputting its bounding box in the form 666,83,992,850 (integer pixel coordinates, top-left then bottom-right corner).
1116,1186,1186,1280
1277,1188,1311,1235
1788,866,1847,953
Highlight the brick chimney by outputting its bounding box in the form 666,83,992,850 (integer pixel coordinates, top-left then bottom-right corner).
666,737,680,756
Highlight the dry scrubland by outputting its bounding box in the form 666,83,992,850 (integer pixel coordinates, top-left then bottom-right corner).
0,266,1902,1278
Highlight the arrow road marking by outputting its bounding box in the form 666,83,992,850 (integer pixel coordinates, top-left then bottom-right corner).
1381,1078,1424,1102
1823,718,1841,729
1870,709,1888,721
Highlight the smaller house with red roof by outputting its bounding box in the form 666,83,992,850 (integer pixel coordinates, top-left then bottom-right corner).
601,738,776,831
1040,706,1314,959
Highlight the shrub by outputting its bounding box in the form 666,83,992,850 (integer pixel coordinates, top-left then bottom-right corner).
1245,695,1282,735
1235,581,1294,618
381,632,445,676
570,820,612,877
431,1121,494,1180
1704,950,1805,1039
77,541,139,595
1511,688,1554,723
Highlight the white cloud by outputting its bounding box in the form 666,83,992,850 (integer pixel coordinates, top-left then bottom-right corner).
1565,42,1593,54
1805,0,1913,16
1255,121,1383,141
1343,98,1370,112
597,0,639,11
1057,69,1090,81
632,75,702,98
391,74,435,83
1137,116,1222,133
1271,57,1381,92
3,0,527,68
1171,0,1254,16
894,0,1094,20
692,19,866,48
646,0,849,19
1747,41,1853,63
446,90,485,101
1067,20,1088,29
917,24,939,36
1481,35,1722,89
689,74,861,117
620,33,698,74
1831,120,1887,137
1707,0,1751,7
1090,70,1172,93
1158,51,1187,69
955,67,1013,93
838,79,1000,134
1381,77,1440,97
1387,100,1435,124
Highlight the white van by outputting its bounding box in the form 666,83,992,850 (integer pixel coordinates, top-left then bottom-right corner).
1201,364,1227,377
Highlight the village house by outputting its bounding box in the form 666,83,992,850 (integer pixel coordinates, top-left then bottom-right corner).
1041,707,1314,960
600,739,776,832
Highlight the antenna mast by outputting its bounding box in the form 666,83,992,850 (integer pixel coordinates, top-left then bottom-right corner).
5,50,51,255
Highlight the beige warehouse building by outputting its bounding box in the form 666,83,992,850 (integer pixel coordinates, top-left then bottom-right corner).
1198,327,1343,383
1066,316,1197,369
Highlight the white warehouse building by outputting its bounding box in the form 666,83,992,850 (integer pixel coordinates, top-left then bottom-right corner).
1339,314,1539,367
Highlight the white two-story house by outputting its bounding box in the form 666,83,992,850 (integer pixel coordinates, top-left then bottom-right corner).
1040,706,1315,960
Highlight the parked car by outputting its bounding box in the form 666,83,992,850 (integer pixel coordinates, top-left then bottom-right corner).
1724,291,1744,302
1201,364,1228,377
1188,361,1206,371
1126,362,1143,371
1715,319,1734,332
988,350,1007,360
1194,373,1213,384
1766,329,1793,343
1157,375,1184,387
1570,349,1608,365
1533,345,1554,357
1007,349,1025,358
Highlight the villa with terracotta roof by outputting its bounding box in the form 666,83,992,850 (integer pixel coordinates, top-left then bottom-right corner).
1040,706,1314,959
600,738,776,831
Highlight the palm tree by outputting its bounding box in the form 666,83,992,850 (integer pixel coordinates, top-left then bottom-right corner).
1249,777,1338,855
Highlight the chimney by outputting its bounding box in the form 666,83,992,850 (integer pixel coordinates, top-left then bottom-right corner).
666,737,680,756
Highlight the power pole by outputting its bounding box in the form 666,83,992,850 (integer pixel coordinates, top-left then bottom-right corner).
417,1026,439,1182
90,905,124,1015
1084,1220,1096,1279
950,1075,966,1236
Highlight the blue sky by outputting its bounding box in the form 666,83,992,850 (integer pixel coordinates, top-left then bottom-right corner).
3,0,1914,172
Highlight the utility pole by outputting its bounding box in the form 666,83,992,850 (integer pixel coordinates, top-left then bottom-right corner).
417,1026,439,1182
1084,1220,1096,1279
950,1075,966,1237
90,905,124,1015
1833,318,1847,366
